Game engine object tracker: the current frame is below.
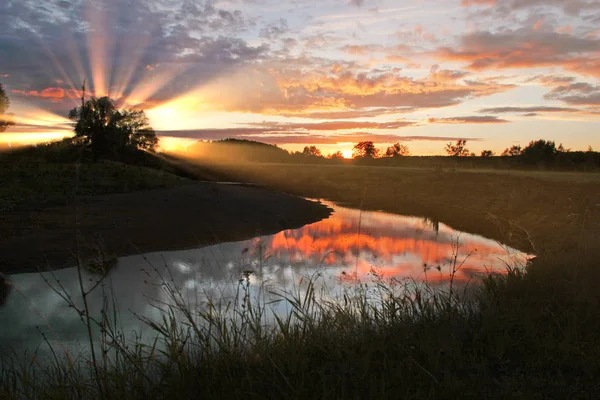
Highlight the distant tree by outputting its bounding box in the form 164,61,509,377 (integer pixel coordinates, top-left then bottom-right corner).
588,145,594,153
0,81,15,133
353,141,380,158
557,143,570,153
480,150,495,157
501,145,522,156
445,139,470,157
68,95,158,160
328,151,345,160
521,139,557,161
302,145,322,157
385,143,410,157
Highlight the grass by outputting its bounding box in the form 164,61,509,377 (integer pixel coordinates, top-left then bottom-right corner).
2,156,600,398
186,162,600,263
0,158,190,212
6,241,596,400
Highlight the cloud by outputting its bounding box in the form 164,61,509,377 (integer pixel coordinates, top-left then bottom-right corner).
460,0,600,15
429,66,470,82
526,75,577,86
461,0,495,5
0,0,266,109
545,82,600,105
348,0,365,6
478,106,581,113
245,120,416,131
11,87,83,102
428,116,509,124
190,62,514,116
157,128,479,145
279,107,417,119
259,18,289,40
436,29,600,77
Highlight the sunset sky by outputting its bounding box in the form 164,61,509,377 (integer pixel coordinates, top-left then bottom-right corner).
0,0,599,155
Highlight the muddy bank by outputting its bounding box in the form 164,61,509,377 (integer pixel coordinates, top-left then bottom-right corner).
0,183,332,274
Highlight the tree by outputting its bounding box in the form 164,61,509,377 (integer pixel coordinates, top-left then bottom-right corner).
328,151,345,160
480,150,495,157
302,145,322,157
588,145,594,153
68,95,158,160
557,143,570,153
501,145,522,156
117,109,159,151
385,143,410,157
0,81,15,133
445,139,470,157
353,141,379,158
521,139,557,161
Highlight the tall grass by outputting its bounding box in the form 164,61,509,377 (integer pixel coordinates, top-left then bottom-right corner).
5,238,593,400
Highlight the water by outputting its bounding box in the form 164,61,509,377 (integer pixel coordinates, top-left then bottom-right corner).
0,199,531,361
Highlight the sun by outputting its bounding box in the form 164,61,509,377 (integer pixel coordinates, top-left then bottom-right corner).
342,150,353,159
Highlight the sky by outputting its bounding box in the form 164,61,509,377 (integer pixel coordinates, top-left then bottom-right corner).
0,0,599,156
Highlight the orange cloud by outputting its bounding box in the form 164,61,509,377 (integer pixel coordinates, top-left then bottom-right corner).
544,82,600,106
11,87,83,102
428,116,509,124
461,0,495,5
436,30,600,77
195,64,513,117
557,25,573,34
478,106,580,114
245,120,415,131
278,107,417,119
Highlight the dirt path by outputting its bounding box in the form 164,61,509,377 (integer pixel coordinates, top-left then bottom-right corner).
0,183,332,274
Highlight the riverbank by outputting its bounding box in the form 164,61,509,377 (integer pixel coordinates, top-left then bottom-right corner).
1,180,331,275
189,162,600,266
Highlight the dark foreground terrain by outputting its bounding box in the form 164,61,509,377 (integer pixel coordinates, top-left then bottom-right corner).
3,153,600,399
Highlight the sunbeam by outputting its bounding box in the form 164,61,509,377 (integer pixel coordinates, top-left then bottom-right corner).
85,0,111,97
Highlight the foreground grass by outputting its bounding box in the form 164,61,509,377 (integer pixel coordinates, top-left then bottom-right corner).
3,260,599,399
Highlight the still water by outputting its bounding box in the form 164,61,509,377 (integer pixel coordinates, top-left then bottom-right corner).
0,199,531,360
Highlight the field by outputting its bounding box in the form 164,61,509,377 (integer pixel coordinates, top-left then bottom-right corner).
186,162,600,266
3,157,600,398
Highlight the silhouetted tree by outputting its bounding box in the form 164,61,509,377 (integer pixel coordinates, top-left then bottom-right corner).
588,145,594,153
501,145,522,156
68,96,158,160
480,150,495,157
353,141,379,158
385,143,410,157
445,139,470,157
557,143,570,153
0,81,15,133
328,151,344,160
302,145,322,157
521,139,557,162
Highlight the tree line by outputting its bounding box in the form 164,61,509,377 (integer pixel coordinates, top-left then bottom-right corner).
298,138,586,161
